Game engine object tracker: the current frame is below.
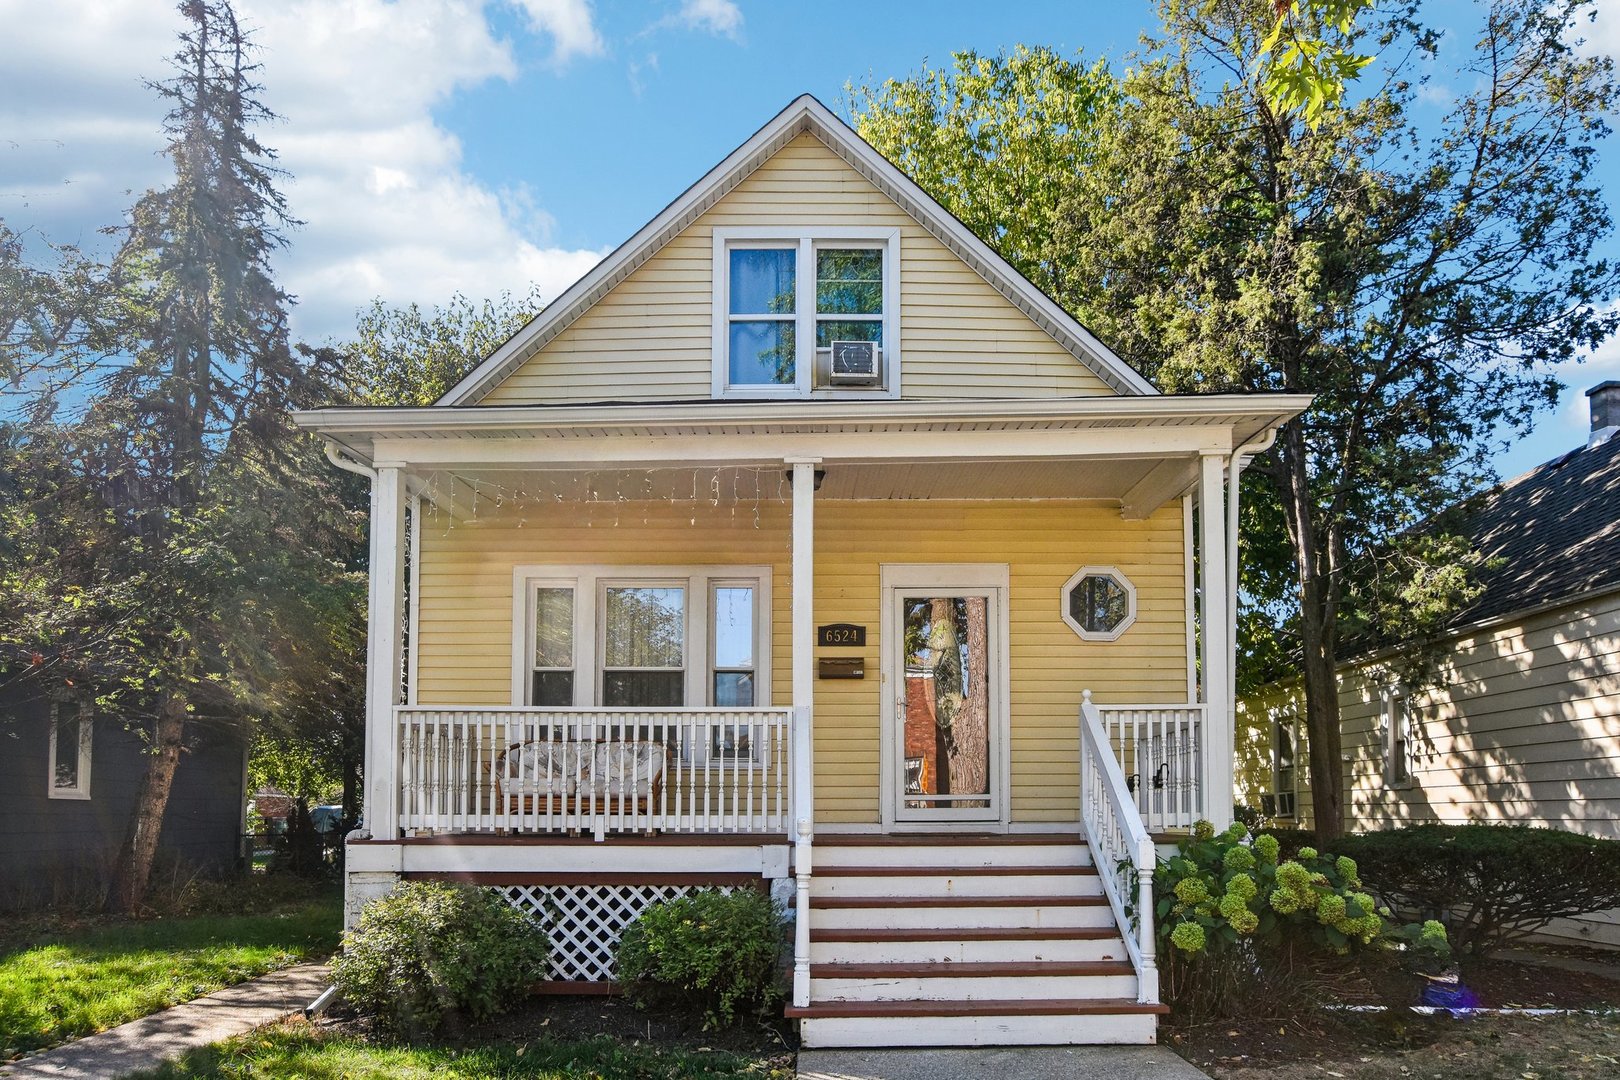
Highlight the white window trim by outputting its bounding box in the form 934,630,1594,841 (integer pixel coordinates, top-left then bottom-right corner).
1060,565,1138,642
1381,684,1415,788
47,701,92,801
711,225,901,401
511,564,772,712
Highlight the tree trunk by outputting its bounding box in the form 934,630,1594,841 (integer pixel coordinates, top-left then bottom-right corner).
1273,428,1347,840
950,596,990,803
1299,591,1346,838
108,695,186,912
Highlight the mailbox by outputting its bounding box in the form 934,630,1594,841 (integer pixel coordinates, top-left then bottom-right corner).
818,657,865,680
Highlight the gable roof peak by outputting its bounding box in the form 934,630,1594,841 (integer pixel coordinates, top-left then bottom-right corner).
439,94,1155,405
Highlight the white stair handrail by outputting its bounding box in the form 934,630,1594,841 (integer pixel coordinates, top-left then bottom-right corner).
1079,690,1159,1004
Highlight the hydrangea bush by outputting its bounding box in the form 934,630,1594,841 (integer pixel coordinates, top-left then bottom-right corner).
1154,821,1447,1017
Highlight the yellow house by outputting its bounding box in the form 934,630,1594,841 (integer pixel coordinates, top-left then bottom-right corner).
296,95,1307,1048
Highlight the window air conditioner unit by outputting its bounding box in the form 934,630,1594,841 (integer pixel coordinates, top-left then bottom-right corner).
829,340,881,385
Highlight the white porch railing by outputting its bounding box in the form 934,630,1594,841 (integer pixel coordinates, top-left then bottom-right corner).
1093,702,1205,832
1079,690,1159,1005
396,706,792,836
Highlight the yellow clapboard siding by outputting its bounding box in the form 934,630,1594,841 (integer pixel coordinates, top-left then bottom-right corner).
481,132,1111,405
415,497,1188,824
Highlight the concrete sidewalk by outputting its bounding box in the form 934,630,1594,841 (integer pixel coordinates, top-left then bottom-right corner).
798,1045,1212,1080
0,963,330,1080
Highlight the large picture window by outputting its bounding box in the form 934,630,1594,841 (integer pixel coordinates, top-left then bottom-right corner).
513,565,771,712
712,227,899,398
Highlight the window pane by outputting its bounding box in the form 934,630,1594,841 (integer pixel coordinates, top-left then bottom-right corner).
604,586,685,667
714,671,755,707
1071,575,1129,633
815,319,883,348
816,249,882,314
728,321,795,385
603,670,685,707
713,587,754,668
54,716,79,788
729,248,796,314
534,587,573,669
532,670,574,707
712,722,753,756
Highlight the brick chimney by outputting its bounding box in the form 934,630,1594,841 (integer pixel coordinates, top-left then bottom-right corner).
1588,381,1620,446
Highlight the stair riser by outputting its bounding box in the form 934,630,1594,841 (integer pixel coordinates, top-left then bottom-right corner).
810,874,1101,899
811,904,1114,931
810,974,1140,1002
797,1011,1158,1048
814,844,1090,869
810,938,1125,964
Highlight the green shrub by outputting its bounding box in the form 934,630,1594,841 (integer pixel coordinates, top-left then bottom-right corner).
332,881,547,1036
1155,821,1448,1018
615,887,784,1029
1334,824,1620,955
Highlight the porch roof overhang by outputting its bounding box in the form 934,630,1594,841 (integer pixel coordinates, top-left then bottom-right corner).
293,394,1309,518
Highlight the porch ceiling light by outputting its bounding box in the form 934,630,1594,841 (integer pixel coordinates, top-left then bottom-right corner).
1061,566,1137,642
782,468,827,491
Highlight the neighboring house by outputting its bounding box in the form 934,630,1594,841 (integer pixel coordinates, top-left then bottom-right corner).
1238,381,1620,948
0,678,249,909
294,95,1307,1047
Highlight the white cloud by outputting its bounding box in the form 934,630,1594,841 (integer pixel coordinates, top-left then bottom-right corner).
511,0,605,63
0,0,607,344
1569,2,1620,62
675,0,742,40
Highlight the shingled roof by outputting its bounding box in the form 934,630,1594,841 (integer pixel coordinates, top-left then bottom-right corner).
1446,429,1620,627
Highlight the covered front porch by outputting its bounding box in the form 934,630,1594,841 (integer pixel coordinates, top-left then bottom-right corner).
299,394,1303,1008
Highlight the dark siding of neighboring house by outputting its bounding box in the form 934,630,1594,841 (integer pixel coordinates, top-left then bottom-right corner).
0,685,248,909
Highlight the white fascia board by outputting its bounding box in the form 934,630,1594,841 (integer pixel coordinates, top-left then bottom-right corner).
438,94,1156,406
294,392,1310,440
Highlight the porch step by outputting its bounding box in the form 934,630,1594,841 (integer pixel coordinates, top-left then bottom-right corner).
799,836,1153,1047
790,998,1164,1048
814,834,1090,869
811,867,1101,899
809,960,1138,1003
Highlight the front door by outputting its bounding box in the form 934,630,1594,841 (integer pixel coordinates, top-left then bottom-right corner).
881,565,1008,828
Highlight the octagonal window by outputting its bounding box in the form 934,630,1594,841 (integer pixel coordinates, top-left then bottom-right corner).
1061,567,1137,641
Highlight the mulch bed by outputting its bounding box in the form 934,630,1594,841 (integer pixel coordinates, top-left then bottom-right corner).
469,994,796,1059
1164,948,1620,1073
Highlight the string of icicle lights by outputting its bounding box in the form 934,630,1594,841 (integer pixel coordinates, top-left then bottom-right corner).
420,467,793,535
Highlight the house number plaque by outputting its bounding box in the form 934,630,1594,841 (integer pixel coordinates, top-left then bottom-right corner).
817,623,867,647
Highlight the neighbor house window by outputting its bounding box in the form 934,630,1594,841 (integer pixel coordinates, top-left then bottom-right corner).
1383,686,1414,787
1270,716,1297,819
712,228,899,397
516,566,771,716
1060,566,1138,641
48,701,92,800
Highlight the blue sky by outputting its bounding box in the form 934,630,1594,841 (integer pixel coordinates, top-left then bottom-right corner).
2,0,1616,478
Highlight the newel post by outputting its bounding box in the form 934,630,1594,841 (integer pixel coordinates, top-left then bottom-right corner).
1136,834,1160,1004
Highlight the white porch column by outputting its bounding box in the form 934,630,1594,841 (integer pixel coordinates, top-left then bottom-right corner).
364,463,408,840
1197,452,1234,829
787,456,819,1009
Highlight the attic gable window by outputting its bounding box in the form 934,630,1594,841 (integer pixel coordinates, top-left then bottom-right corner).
712,227,900,399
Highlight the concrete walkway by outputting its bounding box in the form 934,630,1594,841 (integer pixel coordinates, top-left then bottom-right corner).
0,963,330,1080
799,1045,1212,1080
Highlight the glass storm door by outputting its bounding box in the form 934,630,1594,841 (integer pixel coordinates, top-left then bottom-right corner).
887,582,1004,825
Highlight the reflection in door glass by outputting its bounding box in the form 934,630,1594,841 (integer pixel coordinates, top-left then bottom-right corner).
902,596,990,809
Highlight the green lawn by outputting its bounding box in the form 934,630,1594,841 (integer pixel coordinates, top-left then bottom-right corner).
133,1023,794,1079
0,897,340,1055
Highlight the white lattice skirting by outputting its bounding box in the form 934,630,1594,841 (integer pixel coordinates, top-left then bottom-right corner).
495,883,704,983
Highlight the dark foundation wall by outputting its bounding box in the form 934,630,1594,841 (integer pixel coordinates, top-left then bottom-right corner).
0,687,247,909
